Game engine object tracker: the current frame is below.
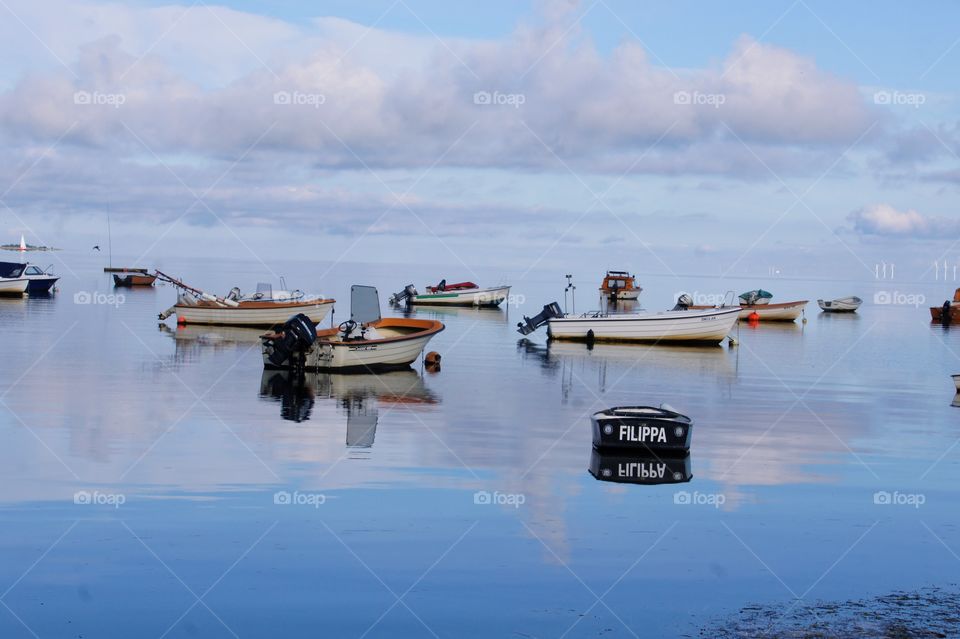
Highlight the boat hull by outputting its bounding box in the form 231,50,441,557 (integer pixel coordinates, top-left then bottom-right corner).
606,289,640,300
547,307,740,344
0,278,28,295
25,276,58,294
690,301,807,321
176,300,334,327
409,286,510,307
591,407,692,452
113,274,156,287
931,306,960,323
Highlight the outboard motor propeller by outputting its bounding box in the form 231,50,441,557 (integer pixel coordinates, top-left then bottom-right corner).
517,302,564,335
388,284,418,305
672,293,693,311
266,313,317,368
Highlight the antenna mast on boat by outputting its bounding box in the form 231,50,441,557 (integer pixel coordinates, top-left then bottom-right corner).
564,274,576,314
106,202,113,270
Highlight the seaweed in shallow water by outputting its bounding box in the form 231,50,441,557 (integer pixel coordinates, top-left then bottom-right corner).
703,587,960,638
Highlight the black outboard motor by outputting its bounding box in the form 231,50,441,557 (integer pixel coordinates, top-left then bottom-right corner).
943,301,952,325
517,302,564,335
436,279,446,292
388,284,418,305
672,293,693,311
266,313,317,368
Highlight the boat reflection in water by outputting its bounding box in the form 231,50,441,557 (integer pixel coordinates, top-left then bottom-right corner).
258,370,437,448
589,449,692,485
399,303,509,324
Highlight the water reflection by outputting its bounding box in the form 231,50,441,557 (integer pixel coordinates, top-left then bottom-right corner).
258,370,437,448
589,448,693,485
399,304,509,323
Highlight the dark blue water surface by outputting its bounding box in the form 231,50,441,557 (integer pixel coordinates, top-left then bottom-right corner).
1,254,958,638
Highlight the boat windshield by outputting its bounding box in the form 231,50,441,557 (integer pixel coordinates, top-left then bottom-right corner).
351,285,381,325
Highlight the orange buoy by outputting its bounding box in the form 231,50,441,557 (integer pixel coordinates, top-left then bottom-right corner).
748,311,760,322
425,351,441,372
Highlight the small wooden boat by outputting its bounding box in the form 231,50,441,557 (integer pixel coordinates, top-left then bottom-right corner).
599,270,642,300
389,280,510,307
818,296,862,313
262,286,444,372
518,302,741,344
689,300,807,321
591,405,692,452
113,272,157,287
157,271,334,327
589,449,692,485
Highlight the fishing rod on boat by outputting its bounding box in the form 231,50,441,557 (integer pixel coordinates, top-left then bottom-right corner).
564,274,575,314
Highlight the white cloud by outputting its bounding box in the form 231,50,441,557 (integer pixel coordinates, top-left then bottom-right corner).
847,203,960,238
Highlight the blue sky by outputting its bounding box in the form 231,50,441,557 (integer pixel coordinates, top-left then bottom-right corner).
0,0,957,278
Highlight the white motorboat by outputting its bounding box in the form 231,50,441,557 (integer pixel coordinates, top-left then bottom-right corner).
262,285,444,372
389,280,510,307
818,296,862,313
689,300,807,321
518,302,741,344
157,271,334,327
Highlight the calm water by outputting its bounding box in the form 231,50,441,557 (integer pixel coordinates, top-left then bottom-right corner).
1,255,958,638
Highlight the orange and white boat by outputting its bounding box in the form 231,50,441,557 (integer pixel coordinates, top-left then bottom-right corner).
262,286,444,372
599,271,642,300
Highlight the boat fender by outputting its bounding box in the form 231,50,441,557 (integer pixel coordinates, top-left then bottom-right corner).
221,298,240,308
748,311,760,321
586,329,595,342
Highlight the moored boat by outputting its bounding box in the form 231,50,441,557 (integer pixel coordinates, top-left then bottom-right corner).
599,270,642,300
113,272,157,287
931,289,960,323
389,280,510,307
262,286,444,372
156,271,334,327
818,296,862,313
591,405,692,452
689,300,807,321
518,301,741,344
